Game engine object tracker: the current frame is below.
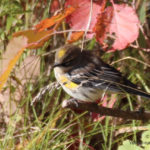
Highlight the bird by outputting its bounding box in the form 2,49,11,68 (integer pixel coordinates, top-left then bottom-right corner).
53,44,150,102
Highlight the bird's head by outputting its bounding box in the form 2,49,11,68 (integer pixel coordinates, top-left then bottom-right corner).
53,45,81,70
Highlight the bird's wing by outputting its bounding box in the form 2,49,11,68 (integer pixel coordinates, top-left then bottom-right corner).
69,61,138,93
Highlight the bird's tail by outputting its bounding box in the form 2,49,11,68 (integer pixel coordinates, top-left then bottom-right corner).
122,85,150,99
107,81,150,99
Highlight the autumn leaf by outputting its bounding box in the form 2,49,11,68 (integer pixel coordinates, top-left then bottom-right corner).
0,36,28,91
0,29,53,90
66,0,139,51
107,3,140,51
95,2,140,51
93,1,113,47
13,29,53,49
13,6,76,49
67,31,84,43
65,0,101,39
0,29,50,90
35,6,76,31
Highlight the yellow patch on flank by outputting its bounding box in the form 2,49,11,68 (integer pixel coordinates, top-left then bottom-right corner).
65,82,78,89
60,76,78,89
58,49,65,58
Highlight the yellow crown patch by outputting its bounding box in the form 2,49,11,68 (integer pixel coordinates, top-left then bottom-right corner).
58,49,66,58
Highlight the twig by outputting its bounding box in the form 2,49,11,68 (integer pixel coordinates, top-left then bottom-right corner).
81,0,93,50
111,56,150,67
62,98,150,121
130,44,150,52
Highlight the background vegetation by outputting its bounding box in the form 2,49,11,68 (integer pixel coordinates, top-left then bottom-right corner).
0,0,150,149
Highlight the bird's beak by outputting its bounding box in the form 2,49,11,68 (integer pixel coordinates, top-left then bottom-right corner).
52,63,62,69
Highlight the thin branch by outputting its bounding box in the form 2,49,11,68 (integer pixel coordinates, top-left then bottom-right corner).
81,0,93,50
62,98,150,121
130,44,150,52
111,56,150,67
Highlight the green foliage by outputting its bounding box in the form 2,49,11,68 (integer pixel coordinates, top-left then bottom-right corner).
118,140,143,150
141,127,150,150
0,0,23,16
118,127,150,150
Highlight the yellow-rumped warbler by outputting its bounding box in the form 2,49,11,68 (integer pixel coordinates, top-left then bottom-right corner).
53,45,150,102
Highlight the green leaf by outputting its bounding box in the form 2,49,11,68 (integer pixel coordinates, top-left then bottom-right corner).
118,140,143,150
141,130,150,148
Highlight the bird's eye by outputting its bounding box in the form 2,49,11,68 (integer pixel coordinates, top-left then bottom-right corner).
63,61,72,66
62,59,74,67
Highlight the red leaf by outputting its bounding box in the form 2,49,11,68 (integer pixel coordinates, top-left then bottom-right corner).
65,0,102,38
94,4,113,47
109,3,139,51
98,3,140,51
